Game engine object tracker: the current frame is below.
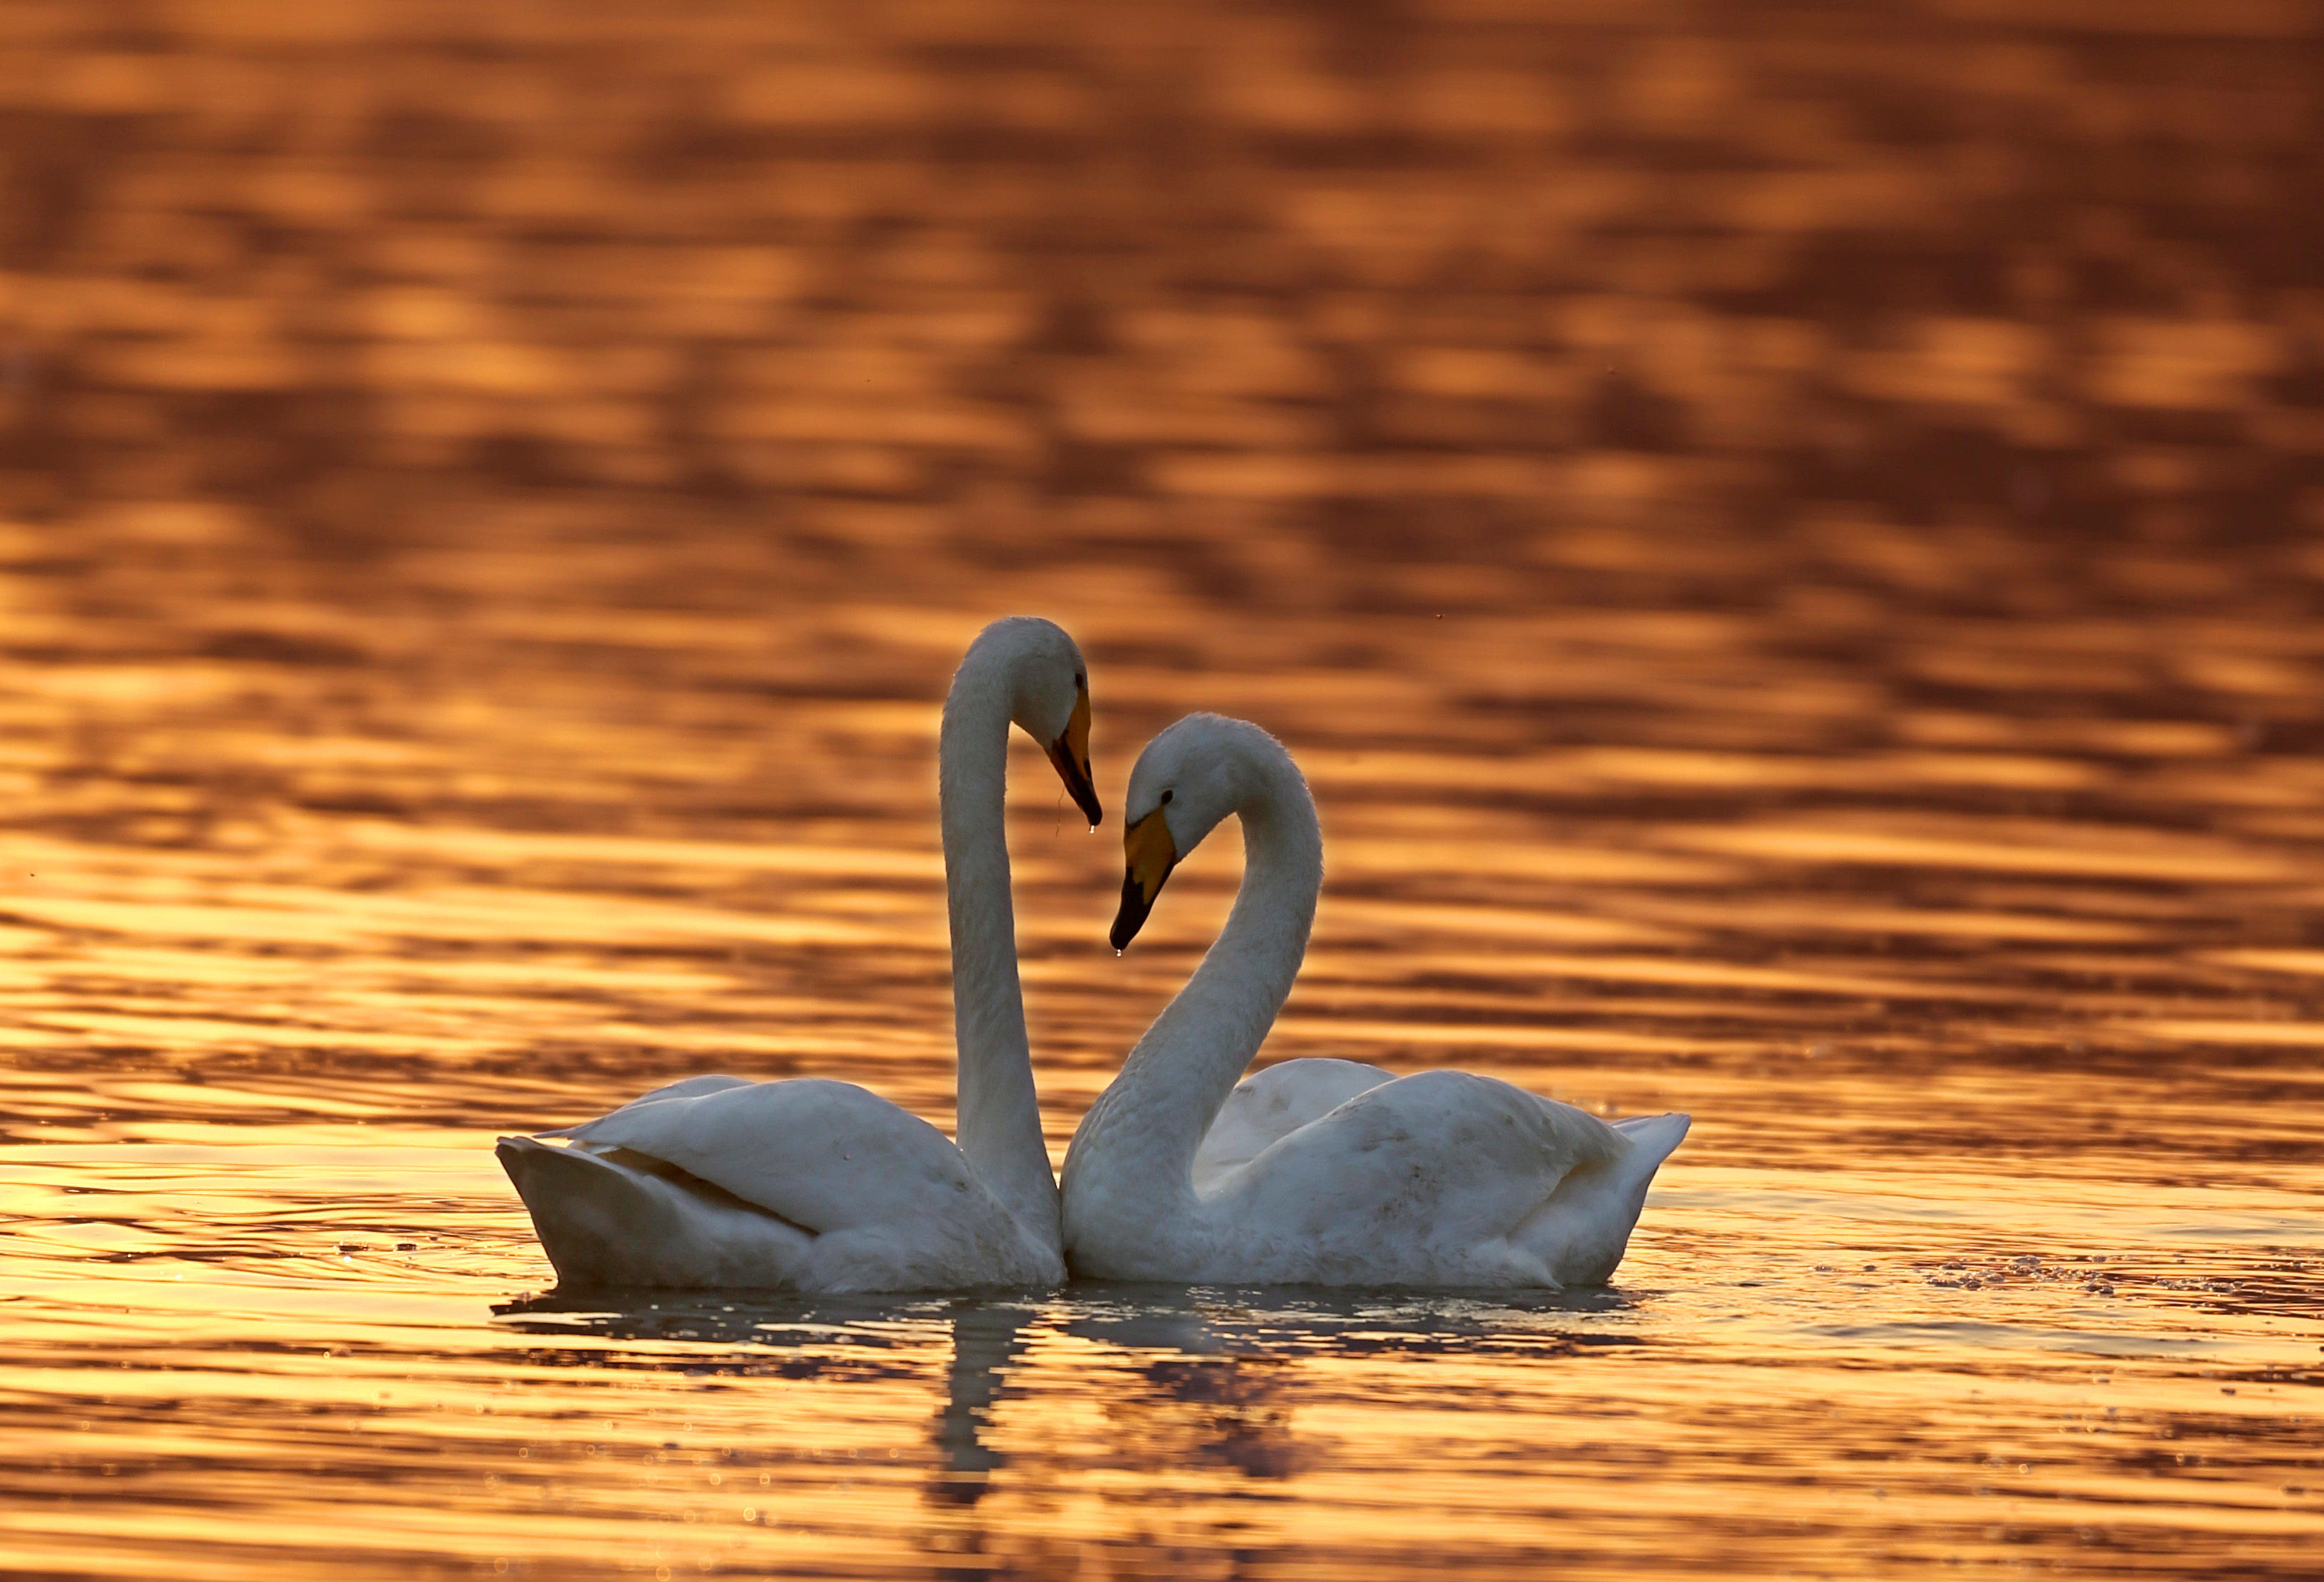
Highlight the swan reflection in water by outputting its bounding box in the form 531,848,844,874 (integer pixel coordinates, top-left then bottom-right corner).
494,1289,1036,1509
491,1283,1647,1511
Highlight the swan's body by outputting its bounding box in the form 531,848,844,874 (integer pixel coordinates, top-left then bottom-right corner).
498,618,1100,1292
1061,715,1688,1287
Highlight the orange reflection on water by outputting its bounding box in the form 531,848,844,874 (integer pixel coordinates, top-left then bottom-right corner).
4,0,2324,1576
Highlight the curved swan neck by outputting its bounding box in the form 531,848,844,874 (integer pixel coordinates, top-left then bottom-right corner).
939,639,1059,1244
1071,744,1320,1210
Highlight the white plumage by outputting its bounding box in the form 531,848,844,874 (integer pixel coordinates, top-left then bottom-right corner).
1063,714,1689,1288
498,618,1100,1292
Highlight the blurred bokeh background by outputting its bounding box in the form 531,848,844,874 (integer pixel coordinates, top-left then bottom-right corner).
3,0,2318,583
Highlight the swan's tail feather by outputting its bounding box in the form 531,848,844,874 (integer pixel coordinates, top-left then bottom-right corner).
496,1136,811,1289
1611,1111,1690,1185
498,1136,676,1286
1519,1111,1690,1287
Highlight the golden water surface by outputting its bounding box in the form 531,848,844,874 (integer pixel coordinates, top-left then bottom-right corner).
2,1,2321,1576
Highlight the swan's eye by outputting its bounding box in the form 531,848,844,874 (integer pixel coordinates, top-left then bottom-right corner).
1160,789,1173,805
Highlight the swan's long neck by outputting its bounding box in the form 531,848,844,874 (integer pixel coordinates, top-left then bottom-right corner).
1069,755,1320,1216
939,648,1058,1245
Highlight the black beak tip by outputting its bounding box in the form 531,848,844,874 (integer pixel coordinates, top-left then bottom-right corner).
1049,739,1103,827
1110,874,1150,952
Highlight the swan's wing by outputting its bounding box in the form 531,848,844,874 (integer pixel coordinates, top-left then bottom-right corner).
537,1073,756,1138
497,1134,814,1288
1192,1058,1396,1186
561,1077,997,1238
1218,1068,1625,1257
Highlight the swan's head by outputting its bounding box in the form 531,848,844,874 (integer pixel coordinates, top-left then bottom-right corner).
973,616,1101,827
1111,713,1285,951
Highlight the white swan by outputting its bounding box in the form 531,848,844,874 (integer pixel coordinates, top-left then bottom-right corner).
1060,714,1688,1288
496,617,1101,1291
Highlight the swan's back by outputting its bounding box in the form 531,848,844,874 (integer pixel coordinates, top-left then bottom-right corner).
1155,1071,1689,1287
1191,1057,1395,1190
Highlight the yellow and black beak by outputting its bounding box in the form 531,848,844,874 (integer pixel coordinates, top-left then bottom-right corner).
1044,683,1101,828
1111,805,1178,951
